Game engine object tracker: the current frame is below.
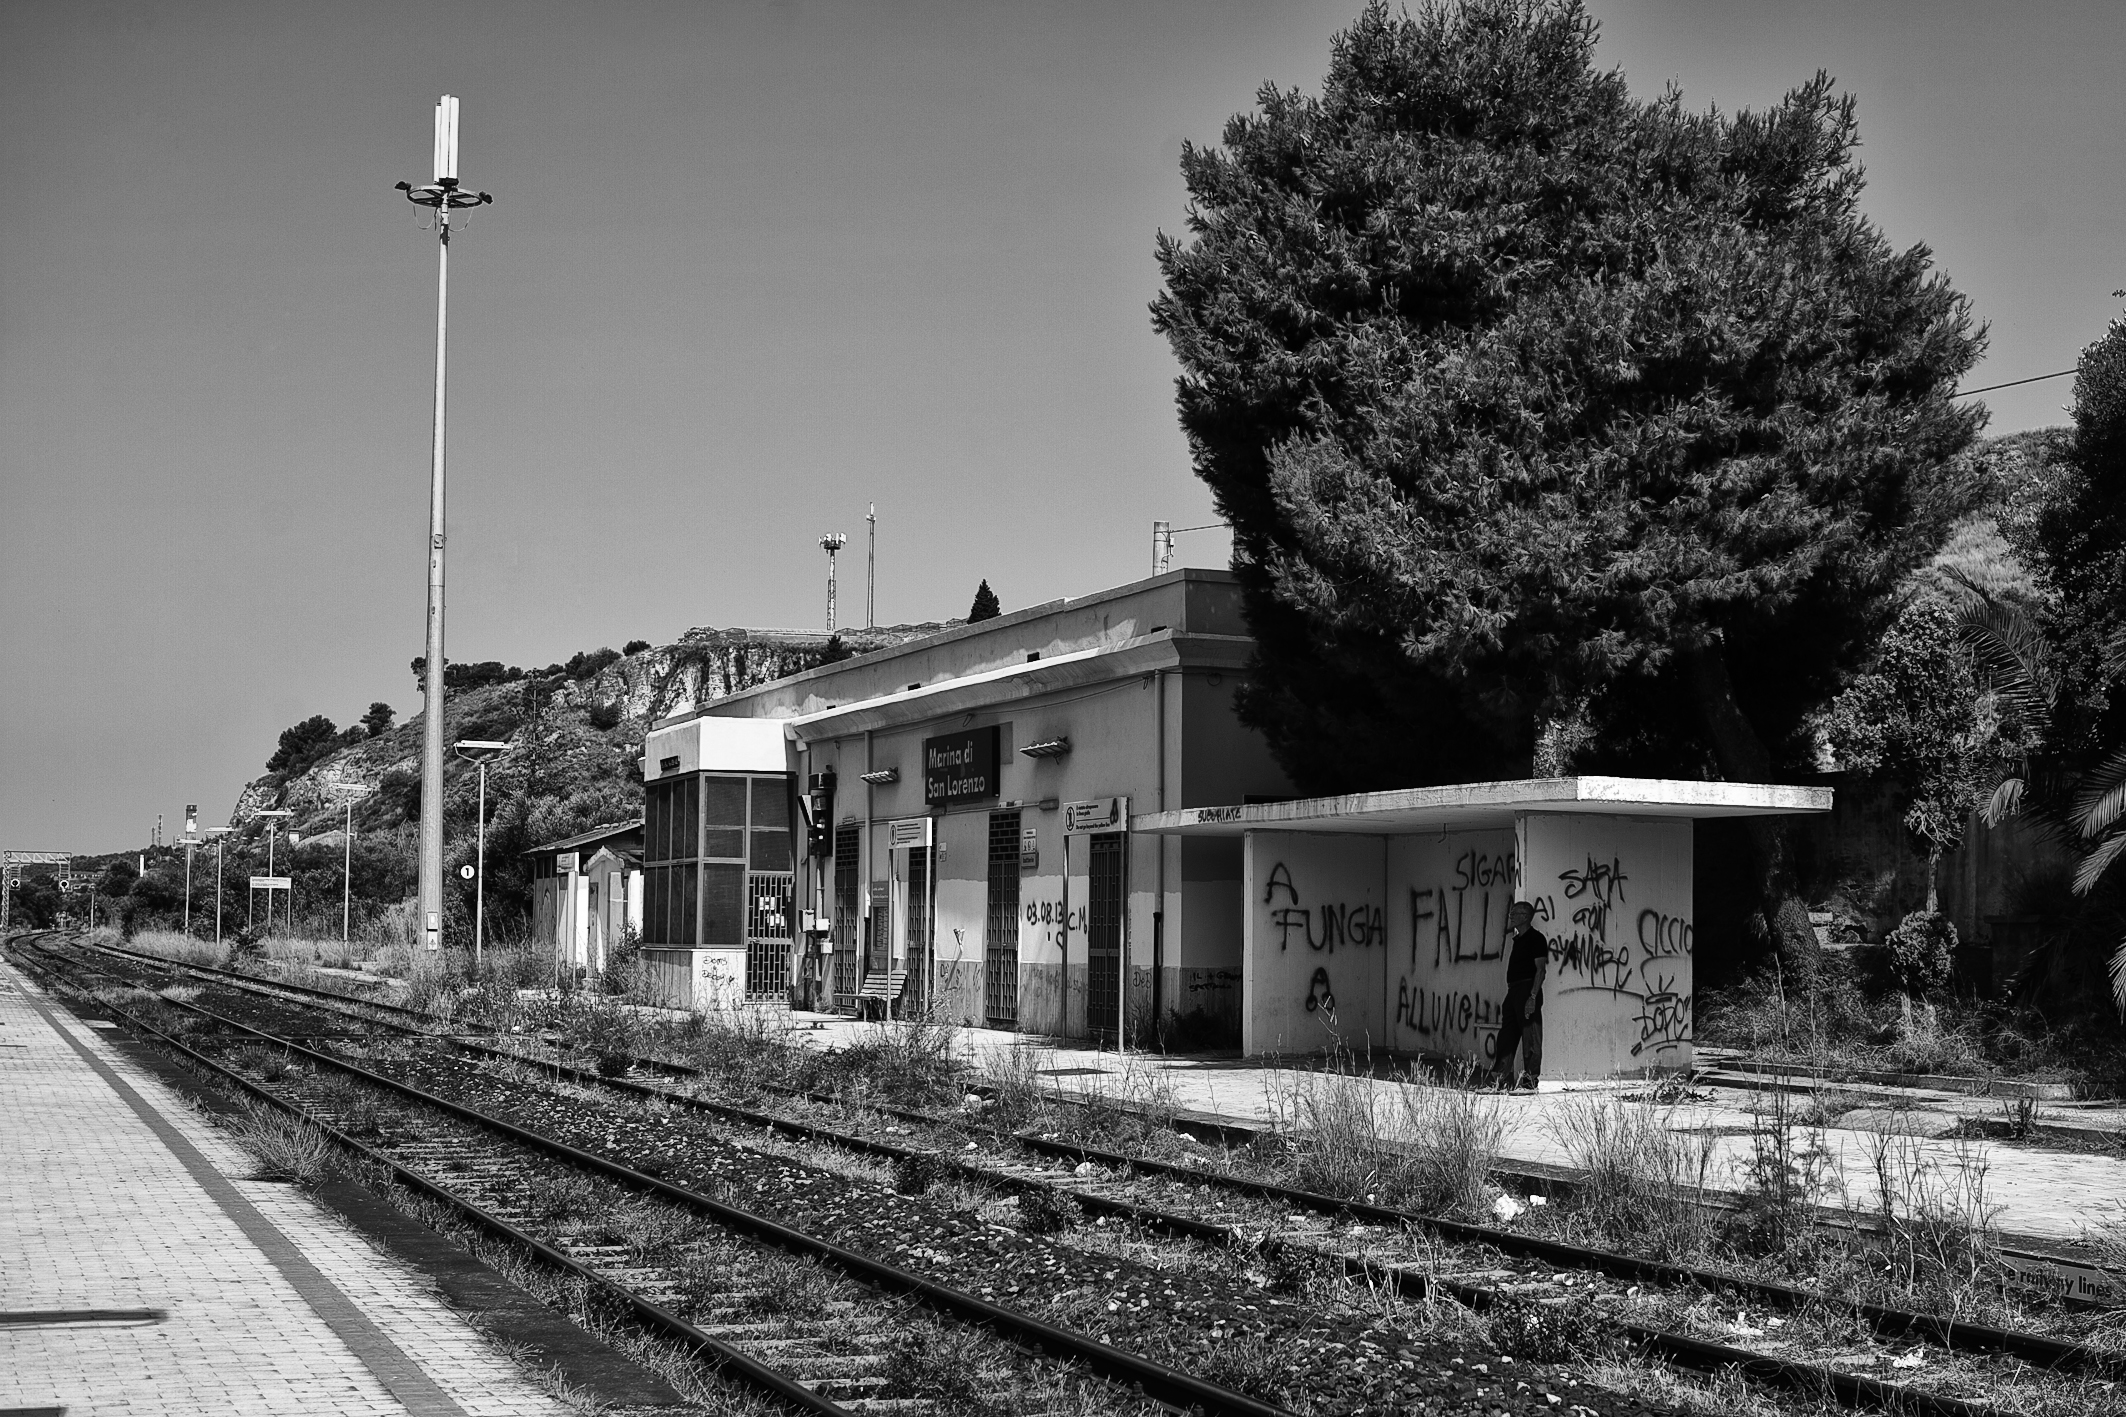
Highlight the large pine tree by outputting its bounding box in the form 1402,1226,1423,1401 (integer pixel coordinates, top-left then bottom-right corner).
1152,0,1984,967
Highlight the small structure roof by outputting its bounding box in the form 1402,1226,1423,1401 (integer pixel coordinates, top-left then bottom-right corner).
520,819,644,857
1132,776,1831,837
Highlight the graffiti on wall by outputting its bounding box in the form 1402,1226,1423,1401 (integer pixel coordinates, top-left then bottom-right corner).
1408,847,1516,969
1522,851,1693,1059
1263,861,1385,954
1023,898,1083,950
1392,978,1502,1059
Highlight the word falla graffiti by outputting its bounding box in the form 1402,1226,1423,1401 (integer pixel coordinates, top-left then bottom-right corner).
1409,847,1516,969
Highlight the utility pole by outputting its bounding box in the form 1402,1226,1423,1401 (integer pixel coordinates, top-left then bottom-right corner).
820,533,848,632
394,96,493,954
866,503,876,628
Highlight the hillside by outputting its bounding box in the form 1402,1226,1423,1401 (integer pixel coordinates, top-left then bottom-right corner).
17,621,953,945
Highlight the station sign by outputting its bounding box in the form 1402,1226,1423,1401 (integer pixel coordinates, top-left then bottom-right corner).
922,726,999,806
1064,797,1127,834
249,876,291,891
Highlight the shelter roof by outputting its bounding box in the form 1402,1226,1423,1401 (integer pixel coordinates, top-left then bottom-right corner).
1131,776,1831,837
520,819,644,857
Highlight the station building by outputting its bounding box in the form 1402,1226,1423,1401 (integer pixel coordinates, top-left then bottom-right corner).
634,568,1832,1073
638,570,1292,1042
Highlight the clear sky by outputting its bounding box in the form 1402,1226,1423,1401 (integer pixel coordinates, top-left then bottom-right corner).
4,1,2121,853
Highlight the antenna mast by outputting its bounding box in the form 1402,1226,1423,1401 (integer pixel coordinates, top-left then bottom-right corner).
820,533,849,632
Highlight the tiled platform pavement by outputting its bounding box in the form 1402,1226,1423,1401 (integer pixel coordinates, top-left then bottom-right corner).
0,960,571,1417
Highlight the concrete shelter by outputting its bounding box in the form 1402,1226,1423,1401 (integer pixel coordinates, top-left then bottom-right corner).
1136,777,1832,1074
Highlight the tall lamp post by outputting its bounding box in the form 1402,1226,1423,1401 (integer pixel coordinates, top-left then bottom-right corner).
255,810,292,935
181,804,198,935
394,95,494,956
453,740,508,968
203,827,232,945
327,782,368,949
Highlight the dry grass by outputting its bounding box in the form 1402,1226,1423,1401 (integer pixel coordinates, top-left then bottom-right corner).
1257,1055,1504,1215
227,1102,332,1184
1546,1095,1718,1259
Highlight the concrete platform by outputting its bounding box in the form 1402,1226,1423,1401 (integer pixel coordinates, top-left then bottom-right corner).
0,959,574,1417
779,1011,2126,1254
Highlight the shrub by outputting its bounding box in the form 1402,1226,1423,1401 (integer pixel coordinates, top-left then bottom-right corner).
1885,910,1957,995
585,700,623,731
1486,1297,1620,1362
892,1150,944,1195
1017,1185,1081,1235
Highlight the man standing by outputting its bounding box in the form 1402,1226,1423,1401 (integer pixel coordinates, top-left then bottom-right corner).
1491,900,1548,1091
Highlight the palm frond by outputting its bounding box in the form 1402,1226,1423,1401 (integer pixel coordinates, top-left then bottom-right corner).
2111,936,2126,1020
2073,745,2126,840
2071,828,2126,896
1979,776,2025,828
1946,566,2058,718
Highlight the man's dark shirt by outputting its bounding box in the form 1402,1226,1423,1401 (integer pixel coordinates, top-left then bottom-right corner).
1504,924,1548,989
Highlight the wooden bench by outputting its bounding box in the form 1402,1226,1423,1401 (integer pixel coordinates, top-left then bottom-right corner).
850,969,909,1020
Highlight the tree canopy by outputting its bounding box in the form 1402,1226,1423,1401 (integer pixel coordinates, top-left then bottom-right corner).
360,701,395,737
2034,317,2126,752
266,715,341,778
1152,0,1984,796
968,580,1002,623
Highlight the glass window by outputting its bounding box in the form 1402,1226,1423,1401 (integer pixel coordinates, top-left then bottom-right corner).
701,863,744,945
703,777,745,859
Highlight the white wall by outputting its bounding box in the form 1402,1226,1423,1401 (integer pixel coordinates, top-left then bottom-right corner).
1384,828,1519,1068
1516,814,1694,1075
1241,831,1389,1055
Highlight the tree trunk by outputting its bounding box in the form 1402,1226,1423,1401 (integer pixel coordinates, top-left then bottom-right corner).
1686,644,1822,986
1925,842,1941,915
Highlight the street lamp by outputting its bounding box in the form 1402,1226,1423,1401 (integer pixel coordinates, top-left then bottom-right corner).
203,827,232,945
395,96,495,957
254,810,293,935
453,740,507,968
326,782,369,949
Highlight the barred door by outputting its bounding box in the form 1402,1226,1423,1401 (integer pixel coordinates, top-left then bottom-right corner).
745,871,794,1002
1085,833,1124,1045
984,811,1021,1027
832,824,860,1003
904,847,930,1011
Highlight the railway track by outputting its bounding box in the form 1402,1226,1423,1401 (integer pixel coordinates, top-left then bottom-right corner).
11,936,1279,1417
32,934,2124,1417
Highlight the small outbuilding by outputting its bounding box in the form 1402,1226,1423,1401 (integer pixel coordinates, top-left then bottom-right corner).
1135,777,1831,1075
524,820,644,980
